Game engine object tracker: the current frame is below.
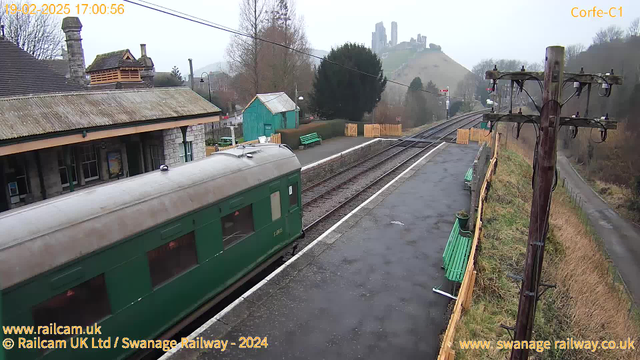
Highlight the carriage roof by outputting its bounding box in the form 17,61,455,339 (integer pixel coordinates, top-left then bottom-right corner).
0,144,300,290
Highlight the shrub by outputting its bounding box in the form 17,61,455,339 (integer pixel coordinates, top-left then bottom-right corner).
278,119,346,148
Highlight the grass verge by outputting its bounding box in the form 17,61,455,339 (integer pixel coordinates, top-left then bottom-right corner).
453,149,639,360
570,161,640,226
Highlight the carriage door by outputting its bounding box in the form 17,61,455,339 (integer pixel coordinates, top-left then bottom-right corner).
286,175,301,239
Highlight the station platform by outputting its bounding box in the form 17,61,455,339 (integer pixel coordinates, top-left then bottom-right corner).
294,136,373,166
165,142,480,360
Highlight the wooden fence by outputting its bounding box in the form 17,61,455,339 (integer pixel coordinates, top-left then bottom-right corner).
470,128,491,143
364,124,381,138
363,124,402,138
270,133,282,144
205,133,281,156
437,134,500,360
379,124,402,136
456,129,470,144
345,123,358,137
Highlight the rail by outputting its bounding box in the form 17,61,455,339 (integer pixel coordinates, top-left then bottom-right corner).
303,113,486,232
437,132,501,360
303,111,486,194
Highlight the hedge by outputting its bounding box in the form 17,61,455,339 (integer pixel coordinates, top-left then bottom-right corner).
278,119,346,148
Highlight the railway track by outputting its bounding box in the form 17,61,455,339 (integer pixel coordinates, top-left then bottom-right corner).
137,111,486,360
302,111,485,232
302,110,485,197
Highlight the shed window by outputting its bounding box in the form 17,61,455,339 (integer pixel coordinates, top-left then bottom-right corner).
222,205,254,248
289,183,298,208
147,232,198,287
32,274,111,340
271,192,281,221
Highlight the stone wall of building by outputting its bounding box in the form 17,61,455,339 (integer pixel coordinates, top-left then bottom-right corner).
162,124,206,168
39,148,63,199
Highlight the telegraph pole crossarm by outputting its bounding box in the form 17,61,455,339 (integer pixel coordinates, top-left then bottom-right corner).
483,113,618,129
480,46,622,360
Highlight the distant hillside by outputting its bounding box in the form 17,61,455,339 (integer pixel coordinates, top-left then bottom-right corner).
194,61,229,75
310,49,329,67
381,48,471,100
195,50,327,75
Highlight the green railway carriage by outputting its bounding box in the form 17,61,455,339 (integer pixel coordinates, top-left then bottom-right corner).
0,144,302,360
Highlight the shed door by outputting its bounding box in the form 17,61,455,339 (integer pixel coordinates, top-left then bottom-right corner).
264,124,273,137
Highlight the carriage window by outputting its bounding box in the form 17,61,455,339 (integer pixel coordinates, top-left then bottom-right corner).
289,183,298,208
32,274,111,339
222,204,254,249
271,192,281,221
147,232,198,287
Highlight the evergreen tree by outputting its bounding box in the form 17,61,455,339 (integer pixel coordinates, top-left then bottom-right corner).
311,43,387,121
170,66,183,82
403,77,429,126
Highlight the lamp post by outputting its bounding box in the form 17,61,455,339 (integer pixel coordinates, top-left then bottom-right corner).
295,83,305,128
200,72,212,103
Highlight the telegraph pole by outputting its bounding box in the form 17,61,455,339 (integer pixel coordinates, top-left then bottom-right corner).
482,45,621,360
510,46,564,360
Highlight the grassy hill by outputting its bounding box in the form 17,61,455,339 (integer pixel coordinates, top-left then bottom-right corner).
381,48,471,99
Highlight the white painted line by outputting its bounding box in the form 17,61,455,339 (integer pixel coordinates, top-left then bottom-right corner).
162,141,446,359
302,138,396,171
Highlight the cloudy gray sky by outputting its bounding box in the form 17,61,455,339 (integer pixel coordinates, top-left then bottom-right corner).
36,0,640,73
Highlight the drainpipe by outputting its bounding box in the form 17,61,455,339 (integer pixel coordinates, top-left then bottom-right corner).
180,126,189,162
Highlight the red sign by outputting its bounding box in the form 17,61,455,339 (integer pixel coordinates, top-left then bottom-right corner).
440,89,448,93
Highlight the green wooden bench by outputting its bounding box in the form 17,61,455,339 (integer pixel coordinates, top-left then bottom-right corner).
442,218,473,283
300,133,322,147
464,167,473,190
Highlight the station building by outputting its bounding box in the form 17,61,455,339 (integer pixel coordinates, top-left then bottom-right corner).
0,17,221,213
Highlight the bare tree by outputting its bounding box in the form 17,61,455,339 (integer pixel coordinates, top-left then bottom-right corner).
628,18,640,38
455,72,478,103
226,0,267,99
565,44,585,68
0,0,64,59
260,0,312,98
593,25,624,45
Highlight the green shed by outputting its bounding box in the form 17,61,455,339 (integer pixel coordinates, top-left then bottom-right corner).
242,92,298,141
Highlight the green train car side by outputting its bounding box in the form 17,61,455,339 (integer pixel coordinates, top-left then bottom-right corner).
0,144,302,360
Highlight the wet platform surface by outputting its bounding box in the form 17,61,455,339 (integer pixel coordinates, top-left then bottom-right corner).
168,143,480,360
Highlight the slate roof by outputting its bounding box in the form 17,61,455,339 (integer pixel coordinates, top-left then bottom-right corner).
0,87,221,141
86,49,144,72
0,40,84,97
247,92,297,115
41,59,70,78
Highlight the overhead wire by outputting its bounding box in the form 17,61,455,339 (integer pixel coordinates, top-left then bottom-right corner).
123,0,462,99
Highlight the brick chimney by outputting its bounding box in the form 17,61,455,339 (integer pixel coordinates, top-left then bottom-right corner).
138,44,155,88
61,17,87,86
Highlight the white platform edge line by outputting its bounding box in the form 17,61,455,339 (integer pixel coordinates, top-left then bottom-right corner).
301,138,396,171
160,141,446,359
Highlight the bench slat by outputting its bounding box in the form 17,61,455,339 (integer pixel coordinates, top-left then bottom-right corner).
300,132,322,145
442,218,472,283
